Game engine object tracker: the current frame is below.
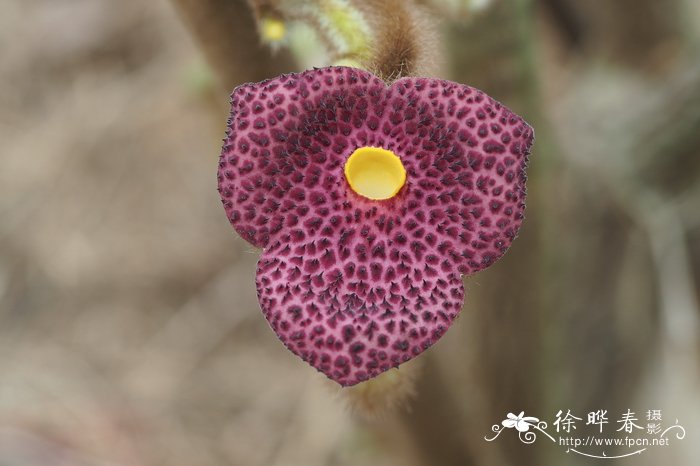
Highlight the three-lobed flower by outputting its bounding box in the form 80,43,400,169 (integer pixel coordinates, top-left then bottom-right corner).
218,66,534,386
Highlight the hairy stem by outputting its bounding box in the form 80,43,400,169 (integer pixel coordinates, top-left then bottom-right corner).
350,0,438,80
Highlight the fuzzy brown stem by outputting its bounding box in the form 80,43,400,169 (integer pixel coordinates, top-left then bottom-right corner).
369,0,418,79
357,0,433,80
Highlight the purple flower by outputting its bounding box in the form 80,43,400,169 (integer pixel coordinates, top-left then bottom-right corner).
218,66,533,386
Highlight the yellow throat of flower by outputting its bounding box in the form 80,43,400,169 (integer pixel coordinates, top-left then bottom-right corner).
344,147,406,200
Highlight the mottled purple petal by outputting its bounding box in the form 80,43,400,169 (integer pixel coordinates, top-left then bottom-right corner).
256,223,464,386
218,67,385,248
389,76,533,274
217,66,533,385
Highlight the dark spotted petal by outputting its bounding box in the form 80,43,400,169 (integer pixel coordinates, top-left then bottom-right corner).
256,237,464,386
389,77,533,274
218,67,386,247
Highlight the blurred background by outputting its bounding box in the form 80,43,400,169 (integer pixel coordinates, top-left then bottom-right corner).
1,0,699,465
